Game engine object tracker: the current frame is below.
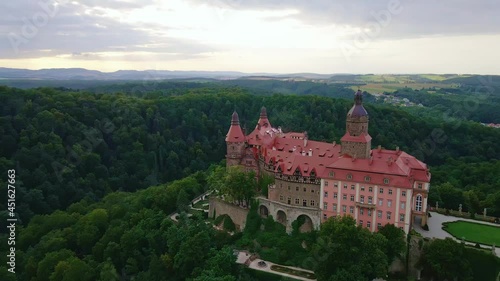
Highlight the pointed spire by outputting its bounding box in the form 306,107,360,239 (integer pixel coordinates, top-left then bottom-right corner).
231,111,240,125
260,106,267,118
354,89,363,105
226,111,245,142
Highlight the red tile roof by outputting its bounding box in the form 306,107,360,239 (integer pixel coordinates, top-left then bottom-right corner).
225,111,245,142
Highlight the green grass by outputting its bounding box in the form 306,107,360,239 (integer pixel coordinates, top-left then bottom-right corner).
442,221,500,246
193,199,209,209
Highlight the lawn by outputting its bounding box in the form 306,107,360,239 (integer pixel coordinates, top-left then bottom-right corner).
442,221,500,246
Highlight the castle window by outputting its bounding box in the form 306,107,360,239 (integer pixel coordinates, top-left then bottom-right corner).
323,213,327,220
323,202,327,209
303,187,307,192
379,188,384,194
368,210,372,217
388,200,392,207
379,199,383,206
296,186,299,191
401,202,406,209
369,187,373,192
324,191,328,198
288,197,291,204
288,186,291,191
383,178,390,184
333,204,337,211
295,198,300,204
350,195,355,202
344,184,348,189
368,196,373,204
351,185,355,190
310,200,315,206
279,195,284,201
334,193,338,199
342,205,347,212
387,212,392,220
324,181,328,186
360,195,365,203
303,200,307,207
347,174,353,180
367,221,371,228
361,186,365,191
329,171,334,177
400,214,405,222
378,210,382,218
415,194,423,212
343,194,347,200
350,206,354,214
364,176,371,182
311,188,315,193
389,189,393,195
359,220,363,226
402,191,406,197
377,223,382,229
418,183,423,189
360,208,364,215
334,183,338,188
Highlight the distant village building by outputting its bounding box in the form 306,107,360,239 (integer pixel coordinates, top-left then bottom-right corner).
225,90,431,234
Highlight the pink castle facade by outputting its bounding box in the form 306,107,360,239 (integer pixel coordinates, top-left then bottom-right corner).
226,91,430,233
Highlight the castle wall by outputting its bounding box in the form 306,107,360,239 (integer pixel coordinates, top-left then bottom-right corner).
208,197,249,231
258,197,321,233
269,178,321,209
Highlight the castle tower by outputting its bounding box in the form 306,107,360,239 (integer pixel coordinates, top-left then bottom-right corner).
225,111,246,168
341,90,372,158
256,106,271,130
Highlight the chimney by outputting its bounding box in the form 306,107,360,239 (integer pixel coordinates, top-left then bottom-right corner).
369,156,373,165
387,156,393,166
396,146,400,153
333,141,336,147
352,154,357,162
309,149,313,156
378,145,382,151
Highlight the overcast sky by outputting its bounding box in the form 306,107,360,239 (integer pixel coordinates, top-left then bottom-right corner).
1,0,499,74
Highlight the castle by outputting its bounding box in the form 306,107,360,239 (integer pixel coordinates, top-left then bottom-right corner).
225,90,430,233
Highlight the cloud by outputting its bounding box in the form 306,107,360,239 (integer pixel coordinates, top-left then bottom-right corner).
0,0,216,59
189,0,500,39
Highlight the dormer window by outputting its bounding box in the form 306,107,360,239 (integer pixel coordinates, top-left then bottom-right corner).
294,168,301,176
364,176,371,182
310,170,316,178
383,178,389,184
347,174,353,180
329,171,334,177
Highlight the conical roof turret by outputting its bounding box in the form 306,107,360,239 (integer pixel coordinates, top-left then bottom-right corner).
226,111,245,142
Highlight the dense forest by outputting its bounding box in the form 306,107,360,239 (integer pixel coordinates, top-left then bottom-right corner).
0,81,499,280
1,83,500,225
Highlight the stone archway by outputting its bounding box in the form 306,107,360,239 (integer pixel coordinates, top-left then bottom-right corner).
259,205,269,218
277,210,287,225
296,214,314,233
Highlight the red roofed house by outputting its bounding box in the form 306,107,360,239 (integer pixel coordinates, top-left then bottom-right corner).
225,90,431,233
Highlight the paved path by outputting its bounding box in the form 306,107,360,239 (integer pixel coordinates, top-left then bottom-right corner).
168,190,212,222
414,212,499,256
236,251,316,281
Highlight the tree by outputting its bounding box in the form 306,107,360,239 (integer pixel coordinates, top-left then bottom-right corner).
419,238,472,281
378,224,406,262
312,216,388,281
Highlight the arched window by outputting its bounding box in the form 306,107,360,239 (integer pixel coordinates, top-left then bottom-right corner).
415,194,423,212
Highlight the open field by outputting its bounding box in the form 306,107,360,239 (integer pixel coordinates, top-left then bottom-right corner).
442,221,500,246
350,83,458,94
